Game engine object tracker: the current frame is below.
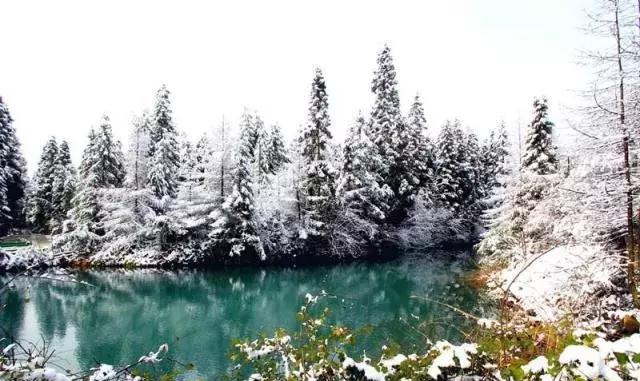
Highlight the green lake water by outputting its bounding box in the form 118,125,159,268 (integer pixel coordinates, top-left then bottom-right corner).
1,250,492,379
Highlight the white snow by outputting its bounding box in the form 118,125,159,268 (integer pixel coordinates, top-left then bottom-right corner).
243,344,275,359
305,293,318,304
342,357,385,381
138,343,168,364
2,343,16,355
499,245,617,320
522,356,548,374
89,364,117,381
477,318,499,329
380,354,407,374
558,344,622,381
427,341,477,379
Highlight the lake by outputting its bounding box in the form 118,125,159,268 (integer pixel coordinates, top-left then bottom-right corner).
0,250,492,379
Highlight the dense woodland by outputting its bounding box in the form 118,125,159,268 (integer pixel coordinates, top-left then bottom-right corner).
0,0,636,286
0,46,519,266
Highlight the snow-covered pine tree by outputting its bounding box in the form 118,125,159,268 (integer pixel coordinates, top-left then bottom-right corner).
208,110,263,259
266,124,290,174
148,137,178,200
27,137,59,232
0,122,10,233
79,128,97,179
252,114,272,184
388,117,419,223
435,121,463,212
0,97,28,233
194,133,212,186
369,45,401,173
0,173,8,235
299,68,337,239
50,140,76,231
481,122,511,192
66,117,125,235
480,131,497,189
177,135,197,201
90,114,156,260
335,113,391,253
522,97,558,175
497,98,559,236
209,117,235,200
338,116,366,199
252,122,293,251
457,130,484,217
496,121,511,154
407,94,435,192
126,112,152,191
178,134,193,181
59,126,103,246
172,133,217,239
105,114,156,237
94,116,126,188
147,85,180,199
369,45,416,223
493,123,511,179
480,122,514,228
68,170,105,236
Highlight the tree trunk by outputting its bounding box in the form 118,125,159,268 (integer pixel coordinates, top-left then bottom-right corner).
221,116,226,199
614,0,637,303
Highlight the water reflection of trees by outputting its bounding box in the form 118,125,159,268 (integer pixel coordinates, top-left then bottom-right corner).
0,288,25,336
0,252,493,378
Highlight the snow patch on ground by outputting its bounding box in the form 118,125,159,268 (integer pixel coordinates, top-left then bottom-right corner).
499,245,619,320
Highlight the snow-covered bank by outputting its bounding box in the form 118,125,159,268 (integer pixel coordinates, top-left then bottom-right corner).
490,245,622,321
0,249,63,272
0,236,465,272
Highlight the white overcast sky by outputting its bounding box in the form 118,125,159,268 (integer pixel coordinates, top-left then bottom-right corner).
1,0,593,173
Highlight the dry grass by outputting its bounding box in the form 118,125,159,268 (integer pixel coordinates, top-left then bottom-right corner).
463,261,506,290
69,258,92,269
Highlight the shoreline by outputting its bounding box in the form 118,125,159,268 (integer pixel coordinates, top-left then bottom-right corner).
0,240,478,273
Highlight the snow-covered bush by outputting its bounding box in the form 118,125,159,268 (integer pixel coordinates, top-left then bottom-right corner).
328,203,380,258
254,169,299,258
0,338,171,381
393,195,466,250
0,249,58,272
52,225,102,258
230,295,640,381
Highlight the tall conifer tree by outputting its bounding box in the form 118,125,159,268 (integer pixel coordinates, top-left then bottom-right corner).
208,111,263,258
407,94,434,191
27,137,59,231
523,97,558,175
299,68,336,238
337,114,390,236
266,123,290,174
148,85,180,199
435,121,463,212
51,140,76,230
126,112,152,191
69,117,126,235
253,114,272,184
95,116,126,187
0,97,27,232
369,45,416,222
